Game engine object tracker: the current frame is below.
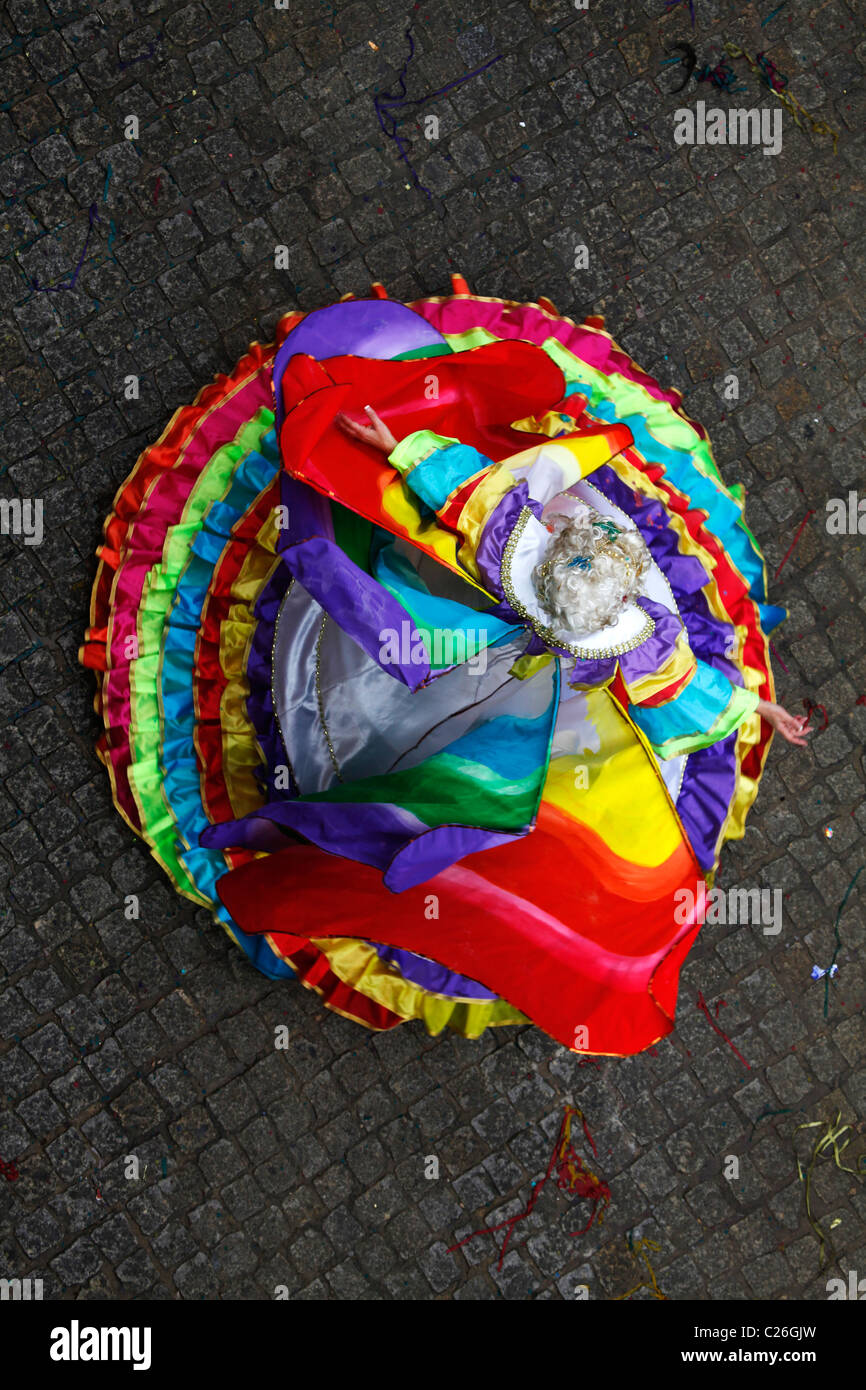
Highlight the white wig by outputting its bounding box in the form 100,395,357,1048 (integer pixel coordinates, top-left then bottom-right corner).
532,502,651,637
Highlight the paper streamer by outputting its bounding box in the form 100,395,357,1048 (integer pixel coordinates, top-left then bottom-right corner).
448,1105,609,1271
615,1234,667,1300
794,1111,866,1268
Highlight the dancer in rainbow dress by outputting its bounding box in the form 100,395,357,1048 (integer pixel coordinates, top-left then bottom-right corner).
81,277,809,1056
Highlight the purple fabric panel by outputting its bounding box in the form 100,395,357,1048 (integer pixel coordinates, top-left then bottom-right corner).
474,481,541,602
202,798,425,865
589,463,742,872
374,945,499,1000
383,823,527,892
674,731,738,872
524,631,555,658
276,469,334,552
280,536,432,689
617,596,685,684
567,653,617,687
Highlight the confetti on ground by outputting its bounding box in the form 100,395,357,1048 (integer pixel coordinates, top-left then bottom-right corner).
724,42,839,152
663,42,697,92
696,991,751,1070
819,865,863,1017
761,1,790,23
774,509,816,579
795,1111,866,1267
29,203,100,293
696,59,746,93
755,51,788,93
447,1106,609,1270
802,698,828,732
810,962,838,980
373,26,502,202
750,1105,795,1138
118,34,163,72
664,0,696,26
769,641,789,673
615,1234,667,1300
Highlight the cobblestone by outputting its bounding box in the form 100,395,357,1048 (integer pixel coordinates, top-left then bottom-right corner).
0,0,864,1304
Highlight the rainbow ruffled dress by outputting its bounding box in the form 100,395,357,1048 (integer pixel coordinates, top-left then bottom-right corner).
81,277,784,1057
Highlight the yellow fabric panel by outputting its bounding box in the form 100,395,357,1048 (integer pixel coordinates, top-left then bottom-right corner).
509,652,554,681
542,689,684,868
510,408,578,438
306,937,528,1035
216,511,280,820
454,464,519,580
379,474,491,595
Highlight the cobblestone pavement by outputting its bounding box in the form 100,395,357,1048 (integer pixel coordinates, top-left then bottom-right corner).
1,0,865,1302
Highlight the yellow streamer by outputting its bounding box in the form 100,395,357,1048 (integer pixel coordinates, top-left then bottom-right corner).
723,43,840,154
794,1111,866,1268
615,1237,667,1301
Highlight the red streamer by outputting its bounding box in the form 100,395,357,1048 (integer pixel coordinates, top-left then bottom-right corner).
774,509,816,579
447,1106,610,1270
696,991,751,1070
769,641,789,674
803,698,828,732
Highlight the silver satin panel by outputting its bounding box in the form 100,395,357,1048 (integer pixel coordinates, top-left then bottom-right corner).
273,589,555,797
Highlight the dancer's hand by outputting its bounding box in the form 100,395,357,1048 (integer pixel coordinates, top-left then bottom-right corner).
335,405,398,454
757,699,812,747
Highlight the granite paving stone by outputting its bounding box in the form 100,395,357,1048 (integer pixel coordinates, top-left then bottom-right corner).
0,0,864,1304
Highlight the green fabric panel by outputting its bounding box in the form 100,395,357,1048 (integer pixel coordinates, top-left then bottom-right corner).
298,751,541,832
388,429,459,474
331,498,374,574
392,343,454,360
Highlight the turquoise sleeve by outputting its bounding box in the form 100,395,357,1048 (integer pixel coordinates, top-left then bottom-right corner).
629,660,759,758
389,430,492,512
